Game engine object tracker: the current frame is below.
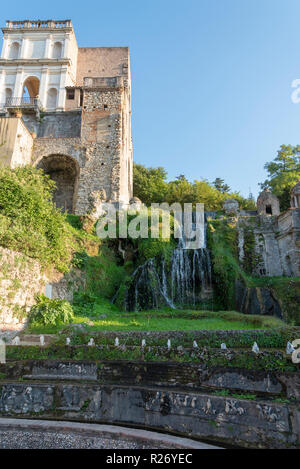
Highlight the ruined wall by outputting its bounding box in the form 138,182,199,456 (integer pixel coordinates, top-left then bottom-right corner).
0,247,46,337
237,216,283,277
278,209,300,277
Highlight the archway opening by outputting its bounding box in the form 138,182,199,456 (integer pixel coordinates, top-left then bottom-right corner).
265,204,272,215
22,76,40,99
37,154,79,213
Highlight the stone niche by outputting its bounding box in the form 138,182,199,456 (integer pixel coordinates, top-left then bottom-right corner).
257,190,280,216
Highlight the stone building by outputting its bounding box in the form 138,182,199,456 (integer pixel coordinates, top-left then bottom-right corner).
236,183,300,277
0,19,133,213
257,189,280,216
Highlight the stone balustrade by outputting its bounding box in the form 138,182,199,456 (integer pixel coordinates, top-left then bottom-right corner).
4,20,72,30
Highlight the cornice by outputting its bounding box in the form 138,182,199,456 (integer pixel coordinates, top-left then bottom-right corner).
0,58,71,66
2,27,73,34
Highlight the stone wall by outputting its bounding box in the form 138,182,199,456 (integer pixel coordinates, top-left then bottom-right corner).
0,359,299,448
22,112,81,139
76,79,132,213
0,247,46,338
278,209,300,277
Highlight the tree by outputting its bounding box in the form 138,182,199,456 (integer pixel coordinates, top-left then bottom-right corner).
133,163,256,211
213,177,231,193
133,163,168,205
260,145,300,211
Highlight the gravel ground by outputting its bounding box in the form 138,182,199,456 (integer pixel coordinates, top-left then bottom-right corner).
0,429,166,449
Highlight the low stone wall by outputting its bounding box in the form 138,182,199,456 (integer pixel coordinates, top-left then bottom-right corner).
0,359,299,448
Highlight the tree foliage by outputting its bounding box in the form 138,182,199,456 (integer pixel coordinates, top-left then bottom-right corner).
260,144,300,211
0,166,74,271
133,163,256,211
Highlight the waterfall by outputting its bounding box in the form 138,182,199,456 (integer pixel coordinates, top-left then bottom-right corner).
125,220,213,311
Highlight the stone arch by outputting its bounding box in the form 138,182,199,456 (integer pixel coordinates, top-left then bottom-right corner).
52,41,62,59
46,88,58,110
9,42,20,59
22,76,40,98
37,154,80,213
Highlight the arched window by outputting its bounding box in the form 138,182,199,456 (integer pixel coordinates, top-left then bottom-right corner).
9,42,20,59
22,76,40,98
52,42,62,59
5,88,12,105
46,88,58,109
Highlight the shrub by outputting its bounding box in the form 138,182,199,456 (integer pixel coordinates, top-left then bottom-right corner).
29,295,74,325
0,166,74,271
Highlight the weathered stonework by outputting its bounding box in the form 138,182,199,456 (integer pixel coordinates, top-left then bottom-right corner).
0,20,133,214
0,359,299,448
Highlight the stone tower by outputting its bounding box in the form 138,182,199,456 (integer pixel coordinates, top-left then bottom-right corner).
0,19,133,213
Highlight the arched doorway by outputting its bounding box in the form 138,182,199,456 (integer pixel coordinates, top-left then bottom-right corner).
37,155,79,213
22,76,40,99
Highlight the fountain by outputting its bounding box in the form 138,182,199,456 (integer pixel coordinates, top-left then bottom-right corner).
124,216,213,311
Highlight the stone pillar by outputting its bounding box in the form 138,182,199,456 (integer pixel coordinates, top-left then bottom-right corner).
19,36,28,59
1,36,9,59
57,66,67,110
44,35,52,59
63,33,70,58
39,66,49,109
13,67,24,98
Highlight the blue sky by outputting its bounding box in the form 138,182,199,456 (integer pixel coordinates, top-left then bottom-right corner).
2,0,300,197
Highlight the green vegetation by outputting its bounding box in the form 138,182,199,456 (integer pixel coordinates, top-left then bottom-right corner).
248,276,300,325
260,144,300,211
29,294,74,326
207,218,243,309
26,306,285,334
133,163,256,210
5,344,299,372
0,166,72,271
0,166,100,272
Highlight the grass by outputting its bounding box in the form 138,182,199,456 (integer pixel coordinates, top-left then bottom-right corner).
26,301,286,334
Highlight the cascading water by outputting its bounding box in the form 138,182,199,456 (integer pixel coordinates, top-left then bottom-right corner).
125,219,213,311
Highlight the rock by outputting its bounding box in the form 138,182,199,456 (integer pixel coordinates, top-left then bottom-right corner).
235,279,282,318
